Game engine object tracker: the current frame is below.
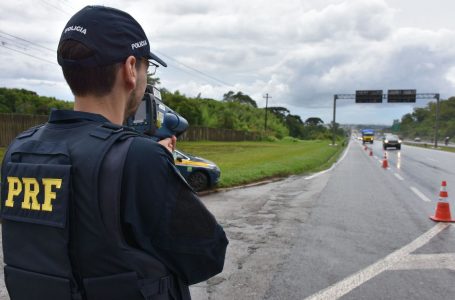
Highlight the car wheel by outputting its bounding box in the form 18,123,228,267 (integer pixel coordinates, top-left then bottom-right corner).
383,145,386,150
397,146,401,150
188,171,209,192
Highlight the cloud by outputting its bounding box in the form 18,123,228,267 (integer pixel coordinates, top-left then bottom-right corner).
155,0,399,106
142,0,455,124
295,0,393,43
1,0,455,125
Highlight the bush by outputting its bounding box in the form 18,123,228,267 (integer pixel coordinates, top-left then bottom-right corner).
281,136,301,143
261,135,279,142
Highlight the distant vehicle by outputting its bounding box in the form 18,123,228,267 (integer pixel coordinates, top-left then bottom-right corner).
174,149,221,192
383,134,402,150
414,137,421,142
361,129,375,144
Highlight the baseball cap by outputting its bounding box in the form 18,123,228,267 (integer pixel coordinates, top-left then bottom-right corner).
57,5,167,67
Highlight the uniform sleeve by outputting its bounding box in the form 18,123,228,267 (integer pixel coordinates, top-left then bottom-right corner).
121,138,228,285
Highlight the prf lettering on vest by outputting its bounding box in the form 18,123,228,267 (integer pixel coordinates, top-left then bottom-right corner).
5,176,62,212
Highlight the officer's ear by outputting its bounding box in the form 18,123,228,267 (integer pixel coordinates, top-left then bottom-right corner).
123,56,138,90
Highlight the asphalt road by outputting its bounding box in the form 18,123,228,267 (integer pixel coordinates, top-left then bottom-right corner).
1,140,454,299
264,141,455,299
190,140,455,299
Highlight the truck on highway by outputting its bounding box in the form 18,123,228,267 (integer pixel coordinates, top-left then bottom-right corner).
361,129,375,144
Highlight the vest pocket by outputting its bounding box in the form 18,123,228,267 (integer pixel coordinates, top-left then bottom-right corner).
83,272,143,300
4,265,72,300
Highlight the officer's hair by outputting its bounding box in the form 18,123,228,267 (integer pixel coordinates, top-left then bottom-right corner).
58,40,126,97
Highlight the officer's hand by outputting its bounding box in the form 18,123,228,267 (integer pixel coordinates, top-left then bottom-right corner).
158,135,177,153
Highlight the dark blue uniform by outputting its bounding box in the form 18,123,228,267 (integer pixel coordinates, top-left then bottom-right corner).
117,113,229,284
1,110,228,300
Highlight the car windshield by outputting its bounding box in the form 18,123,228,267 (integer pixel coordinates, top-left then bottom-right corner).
386,135,398,140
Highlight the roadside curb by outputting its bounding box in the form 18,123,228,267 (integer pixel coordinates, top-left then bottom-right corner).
197,177,285,196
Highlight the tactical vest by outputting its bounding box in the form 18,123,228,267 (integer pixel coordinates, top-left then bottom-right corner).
1,120,187,300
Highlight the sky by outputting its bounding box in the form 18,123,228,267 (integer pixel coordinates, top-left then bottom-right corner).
1,0,455,125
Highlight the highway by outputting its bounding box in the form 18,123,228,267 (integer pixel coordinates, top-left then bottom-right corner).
190,140,455,299
0,140,454,299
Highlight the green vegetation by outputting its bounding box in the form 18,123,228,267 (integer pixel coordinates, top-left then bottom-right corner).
0,88,73,114
162,89,345,140
398,97,455,140
0,87,346,141
0,139,346,188
162,90,289,138
178,139,346,187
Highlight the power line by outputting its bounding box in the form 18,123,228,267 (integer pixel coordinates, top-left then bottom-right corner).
0,30,54,53
40,0,71,15
158,61,210,82
155,50,233,87
0,35,28,51
156,59,233,89
0,28,236,89
59,0,78,11
0,42,57,65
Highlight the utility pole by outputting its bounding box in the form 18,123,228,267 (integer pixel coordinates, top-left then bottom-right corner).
332,95,337,146
434,93,440,149
263,93,271,132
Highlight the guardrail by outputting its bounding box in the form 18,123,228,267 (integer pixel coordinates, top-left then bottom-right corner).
403,140,455,148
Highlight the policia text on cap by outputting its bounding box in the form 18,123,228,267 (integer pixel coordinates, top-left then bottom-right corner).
0,5,228,300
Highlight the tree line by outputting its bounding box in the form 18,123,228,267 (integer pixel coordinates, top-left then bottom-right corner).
0,86,340,140
398,96,455,140
161,89,338,139
0,88,73,114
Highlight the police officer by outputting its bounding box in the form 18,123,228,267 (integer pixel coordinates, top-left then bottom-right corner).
1,5,228,300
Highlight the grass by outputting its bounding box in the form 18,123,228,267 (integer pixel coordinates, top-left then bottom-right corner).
0,139,347,189
178,139,346,188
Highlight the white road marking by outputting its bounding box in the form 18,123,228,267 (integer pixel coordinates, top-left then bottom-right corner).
410,186,432,202
304,141,351,180
304,223,452,300
394,173,404,181
389,253,455,271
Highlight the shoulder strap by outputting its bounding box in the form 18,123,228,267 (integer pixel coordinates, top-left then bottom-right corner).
66,123,139,295
89,122,136,140
98,136,185,299
98,136,134,244
16,123,46,139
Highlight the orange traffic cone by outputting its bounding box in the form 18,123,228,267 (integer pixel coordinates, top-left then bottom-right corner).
369,149,373,156
440,181,448,198
382,153,388,169
364,145,368,151
430,181,455,222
